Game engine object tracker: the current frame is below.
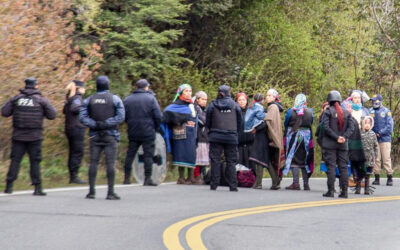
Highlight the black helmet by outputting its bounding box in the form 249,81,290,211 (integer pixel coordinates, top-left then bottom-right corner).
327,90,342,103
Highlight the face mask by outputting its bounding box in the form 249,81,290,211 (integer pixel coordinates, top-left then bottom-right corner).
372,101,381,109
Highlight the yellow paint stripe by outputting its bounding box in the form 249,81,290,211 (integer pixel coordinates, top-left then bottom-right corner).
185,196,400,250
163,196,400,250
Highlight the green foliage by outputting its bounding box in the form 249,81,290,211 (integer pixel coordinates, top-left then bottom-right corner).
93,0,191,94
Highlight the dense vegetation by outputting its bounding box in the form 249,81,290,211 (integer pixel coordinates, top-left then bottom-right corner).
1,0,399,188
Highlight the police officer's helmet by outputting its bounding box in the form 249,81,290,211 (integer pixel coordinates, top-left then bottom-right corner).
327,90,342,103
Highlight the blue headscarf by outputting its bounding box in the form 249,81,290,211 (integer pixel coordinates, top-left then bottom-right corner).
293,94,307,115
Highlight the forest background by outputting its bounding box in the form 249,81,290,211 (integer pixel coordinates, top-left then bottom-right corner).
1,0,399,189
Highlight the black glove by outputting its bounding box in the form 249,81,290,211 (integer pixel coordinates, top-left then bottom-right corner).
96,121,107,130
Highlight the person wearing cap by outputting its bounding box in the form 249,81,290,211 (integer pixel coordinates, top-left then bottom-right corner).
206,85,242,191
369,94,394,186
321,90,354,198
79,76,125,200
1,77,57,195
123,79,162,186
63,80,87,184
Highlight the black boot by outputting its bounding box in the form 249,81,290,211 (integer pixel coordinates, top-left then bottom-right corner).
123,176,131,185
387,175,393,186
86,186,96,199
355,178,361,194
106,192,120,200
323,190,334,197
143,176,157,186
372,174,380,185
365,175,370,195
70,176,87,184
33,184,46,196
4,182,13,194
338,185,348,198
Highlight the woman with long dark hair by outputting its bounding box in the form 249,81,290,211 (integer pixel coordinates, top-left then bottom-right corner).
321,91,354,198
236,92,254,170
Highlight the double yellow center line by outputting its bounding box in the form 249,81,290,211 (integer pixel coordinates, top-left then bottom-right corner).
163,196,400,250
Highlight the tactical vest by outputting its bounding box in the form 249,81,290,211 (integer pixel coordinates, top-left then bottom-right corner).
288,109,313,129
211,104,237,131
13,94,44,129
88,93,117,130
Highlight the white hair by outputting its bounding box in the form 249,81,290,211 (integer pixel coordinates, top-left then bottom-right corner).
195,91,207,99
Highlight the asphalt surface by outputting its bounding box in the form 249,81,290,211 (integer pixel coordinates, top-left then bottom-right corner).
0,178,399,250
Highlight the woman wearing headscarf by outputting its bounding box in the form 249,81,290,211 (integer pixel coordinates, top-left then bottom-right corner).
283,94,314,190
342,90,369,193
193,91,209,184
321,91,354,198
236,92,254,171
162,84,197,184
264,89,284,190
63,80,87,184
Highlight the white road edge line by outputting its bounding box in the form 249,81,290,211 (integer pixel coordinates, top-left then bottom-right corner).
0,182,176,197
1,177,397,197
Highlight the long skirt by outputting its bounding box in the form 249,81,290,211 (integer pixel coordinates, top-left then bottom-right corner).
249,127,270,167
172,125,197,168
195,142,209,166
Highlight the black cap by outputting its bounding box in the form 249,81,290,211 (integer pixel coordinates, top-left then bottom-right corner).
73,80,85,87
136,79,150,88
25,77,37,88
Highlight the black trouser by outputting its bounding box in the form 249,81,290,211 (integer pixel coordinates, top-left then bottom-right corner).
209,142,238,189
66,128,85,180
124,139,155,178
323,149,349,191
89,135,117,194
6,139,42,185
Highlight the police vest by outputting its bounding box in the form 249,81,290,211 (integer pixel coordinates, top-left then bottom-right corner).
13,94,44,129
88,93,117,130
211,104,237,131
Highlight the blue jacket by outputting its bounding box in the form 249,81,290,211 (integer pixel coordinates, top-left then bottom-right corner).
79,90,125,141
370,106,393,143
244,102,265,132
124,89,162,141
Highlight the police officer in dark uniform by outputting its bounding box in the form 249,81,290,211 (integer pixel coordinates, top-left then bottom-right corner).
321,91,354,198
63,80,87,184
206,85,243,192
1,77,57,195
79,76,125,200
123,79,162,186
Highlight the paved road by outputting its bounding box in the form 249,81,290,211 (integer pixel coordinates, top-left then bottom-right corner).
0,178,399,250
